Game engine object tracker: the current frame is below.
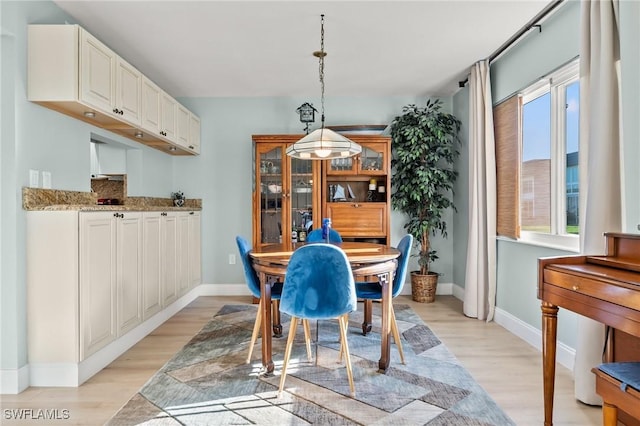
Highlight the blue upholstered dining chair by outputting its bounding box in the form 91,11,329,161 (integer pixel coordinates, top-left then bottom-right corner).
306,228,343,243
278,243,358,396
355,234,413,364
236,236,284,364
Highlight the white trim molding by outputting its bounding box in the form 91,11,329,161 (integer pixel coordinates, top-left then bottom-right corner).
0,364,30,394
494,306,575,371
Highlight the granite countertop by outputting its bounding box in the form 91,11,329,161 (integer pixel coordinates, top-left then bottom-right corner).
31,204,201,212
23,188,202,212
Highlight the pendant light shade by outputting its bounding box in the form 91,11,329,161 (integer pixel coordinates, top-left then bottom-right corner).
286,127,362,159
287,14,361,160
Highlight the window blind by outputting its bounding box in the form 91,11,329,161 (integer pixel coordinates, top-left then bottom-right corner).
494,95,521,239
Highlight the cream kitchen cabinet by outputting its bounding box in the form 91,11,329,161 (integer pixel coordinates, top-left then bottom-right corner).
174,211,202,297
79,29,141,125
142,212,162,320
176,103,190,148
142,211,200,319
26,208,201,387
114,57,142,125
187,211,202,288
161,92,178,143
141,77,162,136
161,211,179,305
177,212,190,296
28,24,200,156
189,113,201,154
79,212,142,359
115,213,143,335
176,107,202,154
140,77,201,153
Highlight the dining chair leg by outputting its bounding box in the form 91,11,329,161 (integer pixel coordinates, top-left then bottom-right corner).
278,316,299,394
390,308,405,364
338,314,355,397
247,299,263,364
302,319,312,361
338,314,349,363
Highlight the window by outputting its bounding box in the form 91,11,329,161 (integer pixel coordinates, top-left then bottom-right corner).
519,60,580,248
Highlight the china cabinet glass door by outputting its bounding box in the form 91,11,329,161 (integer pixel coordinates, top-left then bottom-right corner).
326,142,387,175
290,157,314,242
258,146,283,244
358,143,387,174
253,135,321,247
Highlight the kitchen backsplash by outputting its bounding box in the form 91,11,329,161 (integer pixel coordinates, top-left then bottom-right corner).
91,175,126,203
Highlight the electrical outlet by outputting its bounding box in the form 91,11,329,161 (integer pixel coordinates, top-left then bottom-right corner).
42,171,52,189
228,254,236,265
29,169,39,188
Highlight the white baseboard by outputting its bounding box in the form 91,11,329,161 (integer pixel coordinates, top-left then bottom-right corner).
418,284,576,372
196,283,249,296
0,364,30,394
494,306,575,371
451,283,465,300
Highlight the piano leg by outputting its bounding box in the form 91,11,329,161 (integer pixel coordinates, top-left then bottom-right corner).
542,302,559,426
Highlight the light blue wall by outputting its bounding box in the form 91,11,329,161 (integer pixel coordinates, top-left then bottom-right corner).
451,0,640,350
491,0,580,104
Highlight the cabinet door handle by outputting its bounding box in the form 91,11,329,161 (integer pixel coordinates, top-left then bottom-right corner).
353,203,360,208
189,211,194,215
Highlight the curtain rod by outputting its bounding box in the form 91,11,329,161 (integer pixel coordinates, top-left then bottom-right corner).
458,0,565,88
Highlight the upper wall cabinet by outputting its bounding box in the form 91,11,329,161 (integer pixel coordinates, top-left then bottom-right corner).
28,25,200,156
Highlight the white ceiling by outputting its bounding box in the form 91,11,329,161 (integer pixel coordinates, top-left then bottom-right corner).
53,0,553,99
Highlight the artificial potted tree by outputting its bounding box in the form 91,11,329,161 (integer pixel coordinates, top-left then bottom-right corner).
390,99,461,302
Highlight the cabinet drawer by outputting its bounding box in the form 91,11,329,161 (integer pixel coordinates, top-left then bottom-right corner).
326,203,386,237
544,268,640,311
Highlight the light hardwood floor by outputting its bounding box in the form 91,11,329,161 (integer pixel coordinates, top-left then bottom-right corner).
1,295,601,425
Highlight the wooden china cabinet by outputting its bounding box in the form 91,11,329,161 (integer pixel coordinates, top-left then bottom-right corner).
252,133,391,248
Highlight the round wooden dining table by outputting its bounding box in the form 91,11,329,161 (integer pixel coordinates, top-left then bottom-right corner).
249,241,400,376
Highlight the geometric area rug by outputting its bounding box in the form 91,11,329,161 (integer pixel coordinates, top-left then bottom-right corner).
107,304,515,425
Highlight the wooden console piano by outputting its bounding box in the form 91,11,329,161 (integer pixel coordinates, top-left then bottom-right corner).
538,232,640,426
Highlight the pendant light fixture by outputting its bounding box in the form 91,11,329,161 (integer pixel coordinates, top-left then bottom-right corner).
286,15,361,160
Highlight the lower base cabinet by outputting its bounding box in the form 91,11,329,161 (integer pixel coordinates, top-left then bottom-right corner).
27,208,201,386
79,211,143,359
142,210,201,321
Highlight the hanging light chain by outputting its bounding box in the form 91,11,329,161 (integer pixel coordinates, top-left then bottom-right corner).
286,13,362,160
317,14,326,127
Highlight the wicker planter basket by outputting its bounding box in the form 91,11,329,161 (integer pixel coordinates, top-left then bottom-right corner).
411,271,438,303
